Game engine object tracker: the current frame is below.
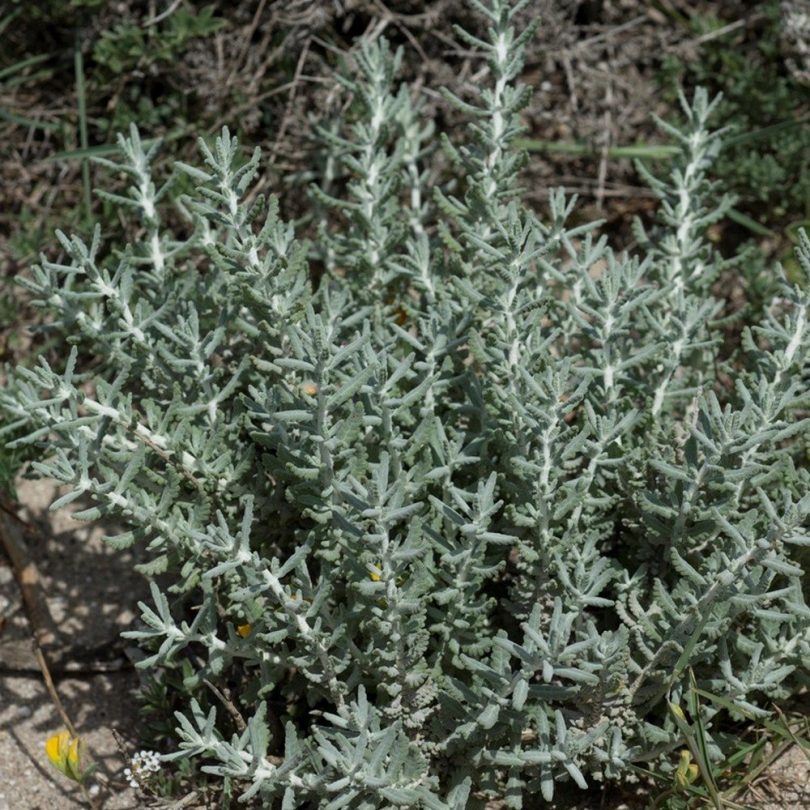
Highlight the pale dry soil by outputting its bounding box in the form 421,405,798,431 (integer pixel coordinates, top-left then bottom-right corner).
0,478,807,809
0,478,147,809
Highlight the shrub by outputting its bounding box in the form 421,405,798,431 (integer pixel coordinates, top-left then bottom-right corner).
3,1,809,806
658,0,810,229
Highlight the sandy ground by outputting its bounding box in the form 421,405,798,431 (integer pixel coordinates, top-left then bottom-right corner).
744,744,810,810
0,478,148,809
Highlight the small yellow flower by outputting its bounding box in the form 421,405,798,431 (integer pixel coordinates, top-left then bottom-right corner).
674,749,699,790
368,565,405,586
236,623,252,638
45,730,84,782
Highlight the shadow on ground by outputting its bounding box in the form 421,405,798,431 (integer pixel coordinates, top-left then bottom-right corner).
0,477,150,809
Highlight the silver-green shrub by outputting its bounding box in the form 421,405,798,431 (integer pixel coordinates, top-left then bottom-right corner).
3,1,809,806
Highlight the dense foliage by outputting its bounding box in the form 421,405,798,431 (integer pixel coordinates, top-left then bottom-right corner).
2,1,809,806
659,0,810,227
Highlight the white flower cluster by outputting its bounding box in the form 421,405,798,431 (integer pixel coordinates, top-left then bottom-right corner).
123,749,161,790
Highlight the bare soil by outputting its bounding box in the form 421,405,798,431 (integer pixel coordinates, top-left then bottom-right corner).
0,478,148,809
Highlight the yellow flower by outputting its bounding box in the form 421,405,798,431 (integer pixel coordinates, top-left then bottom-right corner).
368,565,405,586
236,623,252,638
674,749,699,790
45,730,84,782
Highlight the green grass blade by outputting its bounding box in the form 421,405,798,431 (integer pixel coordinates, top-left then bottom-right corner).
727,208,773,237
665,611,712,695
74,39,91,221
0,8,21,37
515,138,678,160
694,689,809,744
47,129,186,161
609,144,679,159
726,116,810,147
723,738,767,770
0,108,61,131
45,138,166,160
47,143,130,161
688,671,722,808
516,138,591,155
0,52,51,82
